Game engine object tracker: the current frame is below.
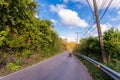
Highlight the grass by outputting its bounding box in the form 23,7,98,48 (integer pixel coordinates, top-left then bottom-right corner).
0,52,59,77
75,54,114,80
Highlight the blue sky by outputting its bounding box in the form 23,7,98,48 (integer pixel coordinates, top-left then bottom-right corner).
36,0,120,42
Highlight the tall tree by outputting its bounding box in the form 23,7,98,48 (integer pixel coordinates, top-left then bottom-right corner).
104,28,120,61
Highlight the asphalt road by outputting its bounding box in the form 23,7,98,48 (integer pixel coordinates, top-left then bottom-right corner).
0,52,92,80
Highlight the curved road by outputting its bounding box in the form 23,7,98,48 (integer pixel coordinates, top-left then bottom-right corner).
0,52,92,80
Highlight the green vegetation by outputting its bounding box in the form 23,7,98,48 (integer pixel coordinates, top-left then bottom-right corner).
104,28,120,73
73,28,120,79
104,28,120,61
73,36,101,61
0,0,68,76
76,54,113,80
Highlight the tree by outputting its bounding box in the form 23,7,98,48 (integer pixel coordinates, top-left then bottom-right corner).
0,0,67,70
74,37,101,61
104,28,120,61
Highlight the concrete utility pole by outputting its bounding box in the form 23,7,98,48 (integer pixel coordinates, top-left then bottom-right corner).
93,0,107,62
75,32,80,44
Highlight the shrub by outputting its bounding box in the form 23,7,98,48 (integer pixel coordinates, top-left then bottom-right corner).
6,62,20,72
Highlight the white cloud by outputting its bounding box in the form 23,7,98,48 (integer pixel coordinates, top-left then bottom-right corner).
50,4,88,28
90,23,112,36
101,23,112,33
60,34,76,42
50,19,56,24
59,9,88,27
116,25,120,31
35,14,39,18
50,4,65,12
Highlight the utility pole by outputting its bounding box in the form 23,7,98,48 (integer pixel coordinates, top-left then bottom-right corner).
93,0,107,62
75,32,80,44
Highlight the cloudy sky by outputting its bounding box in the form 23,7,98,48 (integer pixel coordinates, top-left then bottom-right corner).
36,0,120,42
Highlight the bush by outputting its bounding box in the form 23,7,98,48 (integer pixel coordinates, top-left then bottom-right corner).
16,57,23,65
5,62,21,72
22,50,31,58
105,59,120,73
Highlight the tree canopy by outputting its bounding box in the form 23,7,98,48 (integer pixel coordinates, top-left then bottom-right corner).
0,0,67,72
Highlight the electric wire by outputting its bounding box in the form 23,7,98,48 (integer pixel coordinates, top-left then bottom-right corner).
81,0,119,39
100,0,113,21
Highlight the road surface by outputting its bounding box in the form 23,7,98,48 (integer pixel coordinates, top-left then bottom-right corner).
0,52,92,80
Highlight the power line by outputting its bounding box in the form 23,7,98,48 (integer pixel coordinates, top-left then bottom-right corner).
81,21,95,38
80,0,95,38
84,0,113,37
100,0,113,21
86,0,94,12
87,0,113,37
99,0,107,16
101,1,120,24
81,0,119,39
82,0,109,38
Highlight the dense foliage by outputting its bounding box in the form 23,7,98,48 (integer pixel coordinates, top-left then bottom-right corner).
73,28,120,73
104,28,120,61
104,28,120,73
74,37,101,61
0,0,67,74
